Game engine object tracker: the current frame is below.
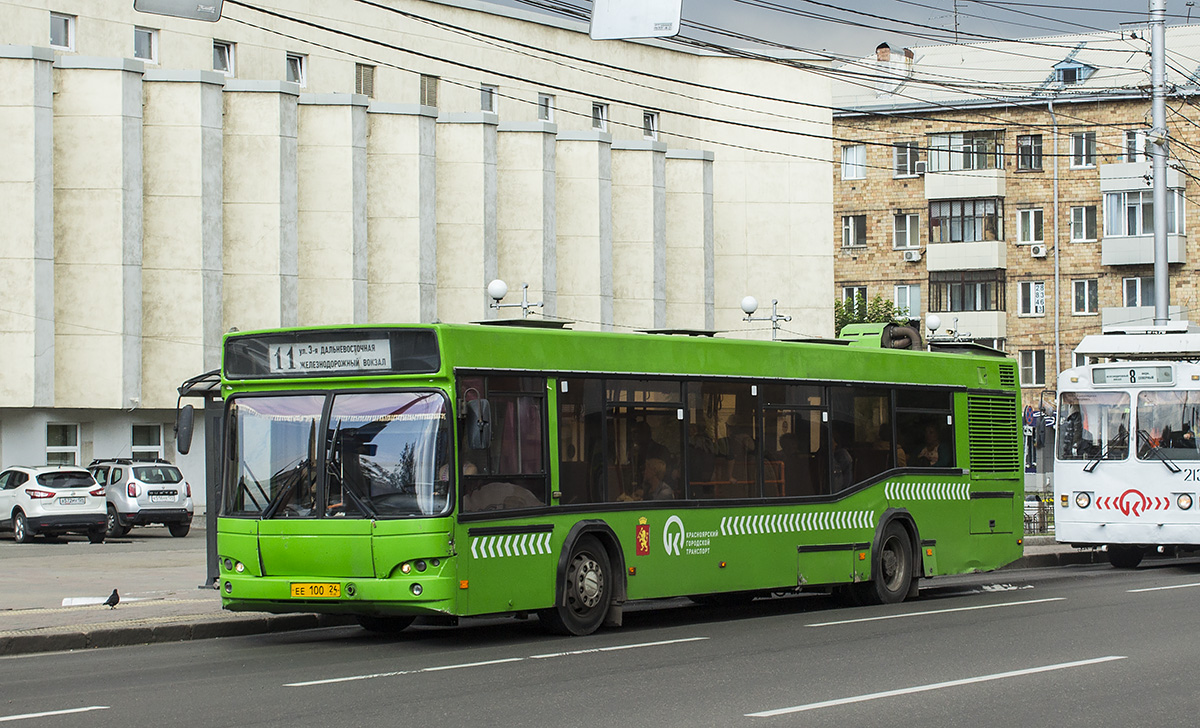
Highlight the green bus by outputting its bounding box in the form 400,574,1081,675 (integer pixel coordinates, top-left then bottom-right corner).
192,322,1023,636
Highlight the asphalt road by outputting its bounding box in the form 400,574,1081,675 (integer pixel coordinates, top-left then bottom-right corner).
3,559,1197,727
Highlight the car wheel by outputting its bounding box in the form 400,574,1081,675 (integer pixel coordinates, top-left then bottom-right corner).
106,506,126,538
13,511,33,544
167,522,191,538
87,528,106,544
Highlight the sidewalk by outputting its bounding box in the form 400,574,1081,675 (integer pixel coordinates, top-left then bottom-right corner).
0,528,1100,657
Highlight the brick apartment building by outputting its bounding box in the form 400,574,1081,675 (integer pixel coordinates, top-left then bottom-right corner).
832,28,1200,409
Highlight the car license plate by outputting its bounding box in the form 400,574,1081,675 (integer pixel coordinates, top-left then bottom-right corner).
290,583,341,598
149,495,174,503
58,497,85,506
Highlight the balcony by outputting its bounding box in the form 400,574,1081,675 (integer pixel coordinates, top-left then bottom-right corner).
925,241,1006,271
933,311,1006,340
1101,233,1187,266
925,168,1005,201
1101,305,1187,332
1099,161,1182,192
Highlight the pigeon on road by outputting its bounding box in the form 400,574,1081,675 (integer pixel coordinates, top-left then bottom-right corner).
104,589,119,609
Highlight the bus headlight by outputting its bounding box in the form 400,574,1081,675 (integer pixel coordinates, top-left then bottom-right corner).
411,583,423,596
1075,492,1091,509
1178,494,1194,511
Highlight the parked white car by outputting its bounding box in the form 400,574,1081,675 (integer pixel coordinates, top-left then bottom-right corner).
88,458,194,538
0,465,107,543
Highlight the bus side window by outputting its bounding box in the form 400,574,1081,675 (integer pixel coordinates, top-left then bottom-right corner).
459,375,549,512
557,378,606,504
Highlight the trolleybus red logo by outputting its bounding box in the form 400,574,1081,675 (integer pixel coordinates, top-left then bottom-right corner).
1093,489,1170,517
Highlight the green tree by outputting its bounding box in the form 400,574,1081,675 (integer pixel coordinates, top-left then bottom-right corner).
833,294,909,336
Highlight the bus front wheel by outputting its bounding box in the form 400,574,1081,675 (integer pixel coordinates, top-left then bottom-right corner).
356,615,415,634
541,535,611,636
1108,545,1145,569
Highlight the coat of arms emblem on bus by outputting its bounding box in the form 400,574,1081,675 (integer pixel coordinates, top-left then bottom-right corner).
636,517,650,556
664,515,685,556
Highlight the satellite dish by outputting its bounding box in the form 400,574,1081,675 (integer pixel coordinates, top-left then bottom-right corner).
590,0,683,40
134,0,223,22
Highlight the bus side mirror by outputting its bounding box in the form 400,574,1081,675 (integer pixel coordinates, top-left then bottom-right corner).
465,399,492,450
176,404,195,455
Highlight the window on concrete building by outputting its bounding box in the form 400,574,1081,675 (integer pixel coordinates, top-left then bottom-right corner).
480,83,498,113
643,110,659,140
929,198,1002,242
841,215,867,247
50,12,75,51
286,53,306,86
1124,129,1148,162
841,144,865,179
1071,205,1097,241
132,424,163,461
893,213,920,249
1018,208,1044,244
1070,131,1096,168
213,40,235,76
843,286,867,316
46,424,79,466
538,93,555,121
134,27,158,63
894,284,920,319
1123,276,1154,307
1018,280,1045,316
355,63,375,97
1019,350,1046,386
928,130,1003,172
1105,189,1183,237
592,102,608,131
929,270,1005,312
894,141,920,176
1072,279,1098,315
1017,134,1042,170
420,75,439,106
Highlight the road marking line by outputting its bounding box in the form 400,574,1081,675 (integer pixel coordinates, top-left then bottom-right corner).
745,656,1127,718
287,637,708,687
1128,582,1200,593
806,597,1065,627
0,706,110,723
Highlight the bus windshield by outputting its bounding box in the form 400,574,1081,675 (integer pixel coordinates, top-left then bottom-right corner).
1057,392,1130,461
1137,390,1200,461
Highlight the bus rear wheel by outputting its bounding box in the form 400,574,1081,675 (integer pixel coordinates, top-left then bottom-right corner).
857,522,914,605
1108,545,1145,569
541,535,611,636
356,615,416,634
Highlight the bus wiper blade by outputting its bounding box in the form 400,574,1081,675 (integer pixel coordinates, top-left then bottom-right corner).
1137,430,1182,473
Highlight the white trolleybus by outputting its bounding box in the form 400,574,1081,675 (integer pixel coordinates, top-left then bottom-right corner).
1055,329,1200,568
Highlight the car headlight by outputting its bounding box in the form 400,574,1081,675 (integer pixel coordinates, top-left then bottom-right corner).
1075,492,1091,509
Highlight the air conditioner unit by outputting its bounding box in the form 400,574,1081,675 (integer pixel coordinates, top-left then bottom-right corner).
1030,243,1047,258
902,249,922,263
914,160,927,175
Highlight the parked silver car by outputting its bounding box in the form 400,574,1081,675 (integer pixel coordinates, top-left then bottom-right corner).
0,465,107,543
88,459,194,538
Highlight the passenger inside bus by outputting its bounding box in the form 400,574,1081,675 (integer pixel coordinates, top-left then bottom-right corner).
915,422,952,467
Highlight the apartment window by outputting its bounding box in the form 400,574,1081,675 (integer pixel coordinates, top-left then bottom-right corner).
1017,134,1042,170
1124,130,1148,162
355,63,375,97
929,198,1003,243
841,144,865,180
1105,189,1183,237
842,215,867,247
1123,276,1154,307
1019,350,1046,387
1018,208,1044,244
592,102,608,131
843,286,867,315
420,75,439,106
643,111,659,140
213,41,235,76
894,141,920,176
1018,280,1045,316
928,130,1004,172
893,213,920,249
537,93,555,122
480,84,498,113
1070,131,1096,168
1071,205,1097,241
134,27,158,63
1073,279,1098,315
929,270,1005,312
50,13,74,51
132,424,163,462
894,284,920,319
46,424,79,466
285,53,306,86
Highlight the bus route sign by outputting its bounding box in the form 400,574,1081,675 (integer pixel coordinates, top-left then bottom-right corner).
268,338,392,374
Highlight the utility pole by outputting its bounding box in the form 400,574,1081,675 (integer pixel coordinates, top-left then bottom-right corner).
1151,0,1170,326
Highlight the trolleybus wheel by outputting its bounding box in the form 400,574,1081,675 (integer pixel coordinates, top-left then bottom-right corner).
356,615,416,634
541,535,611,636
1108,545,1144,569
857,521,914,605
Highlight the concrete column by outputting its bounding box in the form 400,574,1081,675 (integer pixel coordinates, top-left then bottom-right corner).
665,149,715,331
297,93,369,325
0,47,54,408
221,81,299,332
612,141,667,330
555,131,613,330
497,121,557,319
435,112,498,323
365,103,437,324
141,70,225,409
53,56,144,409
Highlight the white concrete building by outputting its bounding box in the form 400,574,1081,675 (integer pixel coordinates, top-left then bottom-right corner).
0,0,834,508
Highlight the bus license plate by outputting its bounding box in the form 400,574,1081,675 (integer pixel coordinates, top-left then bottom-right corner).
291,583,341,598
58,497,85,506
